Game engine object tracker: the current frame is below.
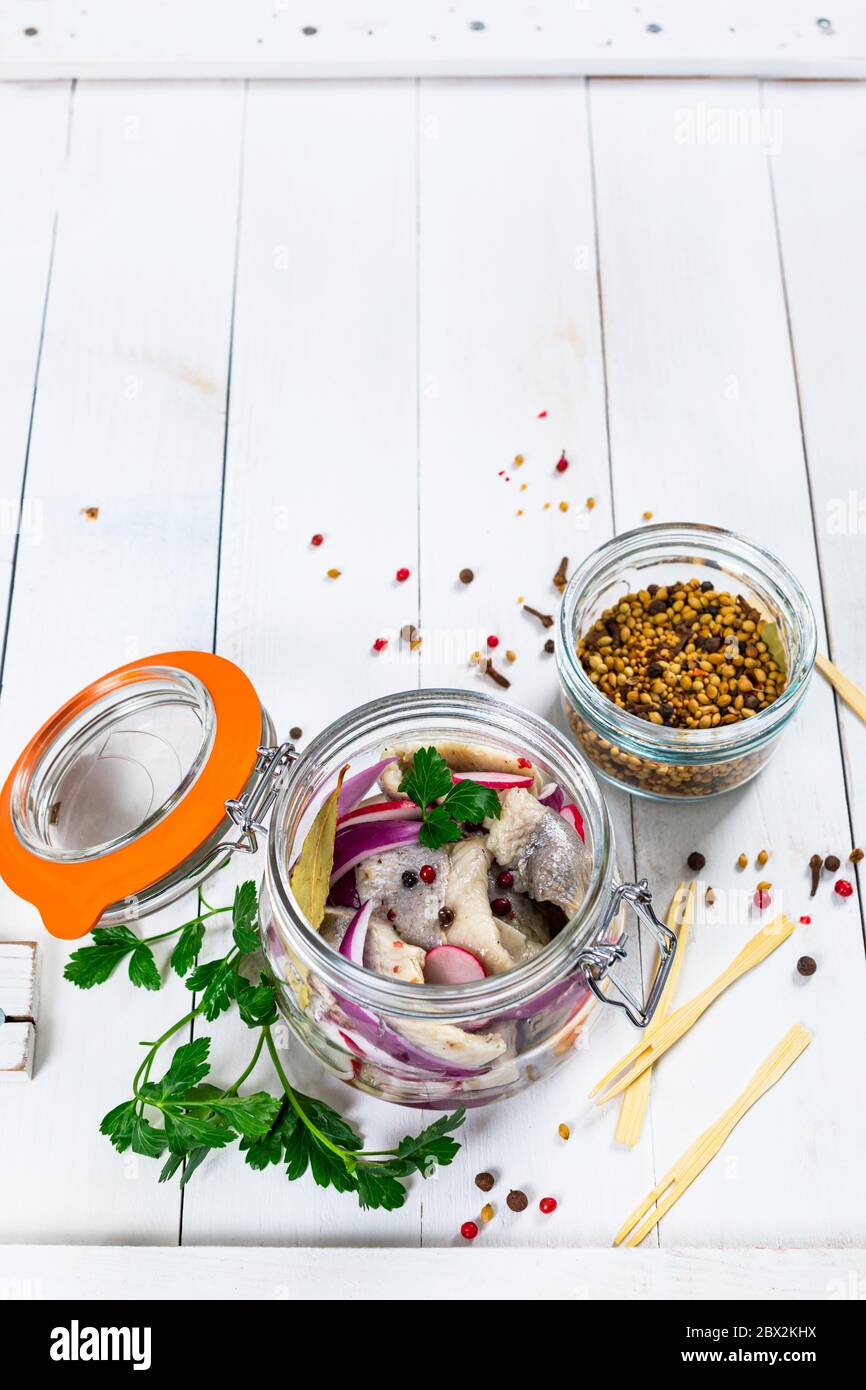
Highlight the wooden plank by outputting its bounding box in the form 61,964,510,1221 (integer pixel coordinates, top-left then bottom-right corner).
1,1242,863,1300
180,80,421,1247
415,77,653,1247
0,83,70,661
588,77,866,1246
0,81,244,1241
765,80,866,872
4,3,866,79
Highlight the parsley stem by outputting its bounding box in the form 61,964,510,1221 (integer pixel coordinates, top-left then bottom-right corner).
143,906,231,947
133,1008,201,1100
263,1026,351,1166
224,1031,266,1097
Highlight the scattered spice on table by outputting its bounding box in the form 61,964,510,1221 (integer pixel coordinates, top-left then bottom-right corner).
754,888,771,910
809,854,823,896
738,853,748,870
543,501,551,510
835,879,853,898
480,1203,494,1223
401,624,419,644
586,497,596,510
642,510,653,521
539,1197,557,1215
757,849,769,866
559,500,569,513
705,885,716,907
81,506,100,520
577,578,786,730
514,454,524,466
797,956,817,977
460,1220,479,1240
459,567,474,585
395,567,410,583
479,657,510,689
799,915,811,925
824,853,841,873
326,567,341,579
556,450,569,474
372,637,388,653
310,532,324,546
505,649,517,663
523,603,554,629
687,851,705,871
544,638,555,654
475,1171,495,1192
516,508,524,517
486,634,499,649
506,1189,528,1212
850,847,864,864
289,726,303,741
558,1122,571,1141
553,555,569,593
537,409,548,418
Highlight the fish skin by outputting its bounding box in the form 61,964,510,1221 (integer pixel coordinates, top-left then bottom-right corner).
355,847,448,950
486,788,590,916
444,838,515,974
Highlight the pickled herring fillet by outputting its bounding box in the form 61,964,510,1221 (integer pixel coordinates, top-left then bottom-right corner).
444,838,515,974
379,740,543,799
355,846,448,950
365,917,426,985
390,1015,507,1068
486,788,590,917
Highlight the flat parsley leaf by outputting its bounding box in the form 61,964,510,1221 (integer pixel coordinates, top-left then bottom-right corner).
170,918,206,977
235,974,279,1029
401,747,501,850
64,926,141,989
392,1108,465,1175
232,881,259,955
355,1166,407,1212
128,942,161,991
186,956,236,1020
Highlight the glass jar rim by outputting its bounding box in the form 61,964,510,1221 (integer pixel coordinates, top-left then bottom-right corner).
556,521,817,760
265,687,617,1022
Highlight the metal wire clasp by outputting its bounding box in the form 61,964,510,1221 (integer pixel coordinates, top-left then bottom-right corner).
222,742,297,854
578,879,677,1028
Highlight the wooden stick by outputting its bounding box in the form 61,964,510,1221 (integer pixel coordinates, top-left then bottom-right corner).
614,1024,812,1247
815,651,866,726
591,914,795,1104
614,881,695,1147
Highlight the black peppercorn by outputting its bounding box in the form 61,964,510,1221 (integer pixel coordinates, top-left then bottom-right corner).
438,906,455,927
687,851,706,871
797,956,817,977
648,598,667,614
647,662,663,679
700,580,715,592
661,702,674,722
401,869,419,889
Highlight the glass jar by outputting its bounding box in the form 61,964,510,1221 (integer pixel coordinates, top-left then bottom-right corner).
556,523,816,801
260,688,675,1109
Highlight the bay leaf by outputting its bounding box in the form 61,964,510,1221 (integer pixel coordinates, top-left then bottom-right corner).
290,764,348,930
759,620,787,677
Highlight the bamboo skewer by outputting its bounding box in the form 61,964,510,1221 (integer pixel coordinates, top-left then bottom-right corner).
613,1024,812,1248
815,651,866,725
614,880,695,1147
590,914,796,1105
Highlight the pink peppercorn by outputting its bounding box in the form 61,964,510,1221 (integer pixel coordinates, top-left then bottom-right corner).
539,1197,557,1215
835,879,854,898
310,533,324,546
555,451,568,473
460,1221,478,1241
372,637,388,653
799,915,811,925
487,635,499,649
754,889,771,911
396,567,410,583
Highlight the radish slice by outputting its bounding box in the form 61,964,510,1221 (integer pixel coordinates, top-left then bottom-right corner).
330,820,421,886
338,900,373,966
336,757,397,818
538,781,565,813
560,803,586,842
424,945,486,985
451,770,534,791
337,797,422,828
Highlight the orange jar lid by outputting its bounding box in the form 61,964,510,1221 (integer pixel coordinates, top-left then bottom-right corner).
0,651,265,940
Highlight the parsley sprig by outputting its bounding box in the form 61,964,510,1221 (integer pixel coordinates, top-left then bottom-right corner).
82,881,465,1210
400,746,501,849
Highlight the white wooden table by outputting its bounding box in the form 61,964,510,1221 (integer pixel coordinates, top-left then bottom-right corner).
1,66,865,1300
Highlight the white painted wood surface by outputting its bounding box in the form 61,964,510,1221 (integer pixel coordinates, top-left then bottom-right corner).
0,76,864,1294
2,1244,864,1301
3,3,866,80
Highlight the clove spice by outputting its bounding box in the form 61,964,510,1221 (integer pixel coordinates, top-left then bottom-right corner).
523,604,555,629
553,556,569,594
480,657,511,690
809,854,823,897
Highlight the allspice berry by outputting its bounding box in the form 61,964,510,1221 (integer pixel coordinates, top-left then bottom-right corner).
474,1171,494,1192
459,568,474,585
687,851,706,871
506,1189,528,1212
797,956,817,977
825,854,841,873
